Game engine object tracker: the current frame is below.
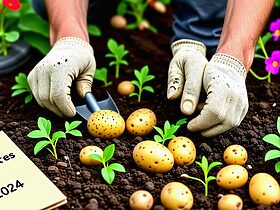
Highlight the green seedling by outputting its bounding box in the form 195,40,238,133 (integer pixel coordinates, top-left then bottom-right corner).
181,156,222,196
11,72,33,104
87,24,102,37
27,117,82,159
105,38,129,78
263,116,280,173
129,65,155,102
89,144,125,185
117,0,157,32
153,118,187,145
93,67,112,87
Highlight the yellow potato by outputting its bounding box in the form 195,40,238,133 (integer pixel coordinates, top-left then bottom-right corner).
168,136,196,166
218,194,243,210
110,15,127,29
129,190,153,210
216,165,248,190
126,108,157,136
133,140,174,173
79,146,103,167
160,182,193,210
117,81,135,96
223,144,247,165
87,110,125,139
249,173,280,205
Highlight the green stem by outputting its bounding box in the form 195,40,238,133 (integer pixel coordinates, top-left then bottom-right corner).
115,64,119,78
0,7,8,56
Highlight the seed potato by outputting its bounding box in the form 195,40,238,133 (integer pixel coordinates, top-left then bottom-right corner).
216,165,248,190
249,173,280,205
223,144,247,165
218,194,243,210
110,15,127,29
79,146,103,167
133,140,174,173
168,136,196,166
129,190,154,210
126,108,157,136
87,110,125,139
160,182,193,210
117,81,135,96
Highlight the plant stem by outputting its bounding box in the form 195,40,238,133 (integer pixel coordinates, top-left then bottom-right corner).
116,64,119,78
0,7,8,56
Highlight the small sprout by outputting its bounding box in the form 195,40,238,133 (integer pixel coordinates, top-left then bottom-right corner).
129,190,154,210
93,67,112,87
27,117,82,159
129,65,155,102
181,156,222,196
118,81,135,96
11,72,33,104
153,118,187,145
262,116,280,173
105,38,129,78
89,144,125,184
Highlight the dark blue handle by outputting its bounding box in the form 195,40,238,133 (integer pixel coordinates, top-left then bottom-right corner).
85,92,101,112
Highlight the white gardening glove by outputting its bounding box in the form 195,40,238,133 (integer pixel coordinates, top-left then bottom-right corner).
187,53,249,137
28,37,96,117
167,39,208,115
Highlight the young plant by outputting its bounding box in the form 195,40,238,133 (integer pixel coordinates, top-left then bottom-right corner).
0,0,21,55
263,116,280,173
250,19,280,82
129,65,155,102
153,118,187,145
27,117,82,159
93,67,112,87
105,38,129,78
116,0,157,32
87,24,102,37
11,72,33,104
89,144,126,185
181,156,222,196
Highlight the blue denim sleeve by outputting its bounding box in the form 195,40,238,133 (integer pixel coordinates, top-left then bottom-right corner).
172,0,227,55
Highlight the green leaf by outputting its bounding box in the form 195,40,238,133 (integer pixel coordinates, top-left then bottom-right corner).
103,144,115,162
89,154,103,162
207,176,216,182
65,122,70,130
34,140,51,155
154,135,163,142
153,126,164,137
22,32,51,55
130,80,140,87
52,131,66,142
38,117,51,137
164,121,171,134
11,89,29,97
275,161,280,173
176,118,188,126
27,130,47,139
201,156,208,168
18,13,49,38
94,67,108,83
265,150,280,161
120,60,128,65
125,23,137,30
208,161,222,173
143,75,155,83
107,38,118,53
254,53,266,59
68,130,82,137
117,2,127,15
277,116,280,135
5,31,20,42
105,53,115,58
129,92,138,97
24,94,33,104
101,168,115,184
134,70,142,84
142,86,154,93
255,32,272,52
66,121,82,131
108,163,126,172
263,134,280,149
87,24,102,36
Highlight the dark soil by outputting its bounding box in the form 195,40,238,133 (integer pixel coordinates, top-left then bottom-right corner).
0,3,280,210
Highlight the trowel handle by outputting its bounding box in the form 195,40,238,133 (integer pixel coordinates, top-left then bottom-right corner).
85,92,101,112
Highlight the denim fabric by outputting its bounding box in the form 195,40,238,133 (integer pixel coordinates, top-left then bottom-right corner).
30,0,103,21
172,0,227,57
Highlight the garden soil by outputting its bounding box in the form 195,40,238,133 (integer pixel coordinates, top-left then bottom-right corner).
0,3,280,210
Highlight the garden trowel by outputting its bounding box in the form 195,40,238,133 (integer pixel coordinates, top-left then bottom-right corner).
75,92,120,120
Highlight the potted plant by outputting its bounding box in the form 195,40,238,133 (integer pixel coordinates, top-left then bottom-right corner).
0,0,30,75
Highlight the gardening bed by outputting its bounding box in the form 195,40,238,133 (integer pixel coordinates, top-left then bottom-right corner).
0,3,280,210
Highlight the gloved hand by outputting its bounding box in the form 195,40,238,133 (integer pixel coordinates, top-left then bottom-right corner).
27,37,96,117
167,39,208,115
187,53,249,137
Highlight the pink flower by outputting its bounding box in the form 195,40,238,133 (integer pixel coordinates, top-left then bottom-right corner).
265,51,280,75
269,18,280,42
2,0,21,11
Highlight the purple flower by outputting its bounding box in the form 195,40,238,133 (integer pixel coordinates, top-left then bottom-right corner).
265,51,280,75
269,18,280,41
